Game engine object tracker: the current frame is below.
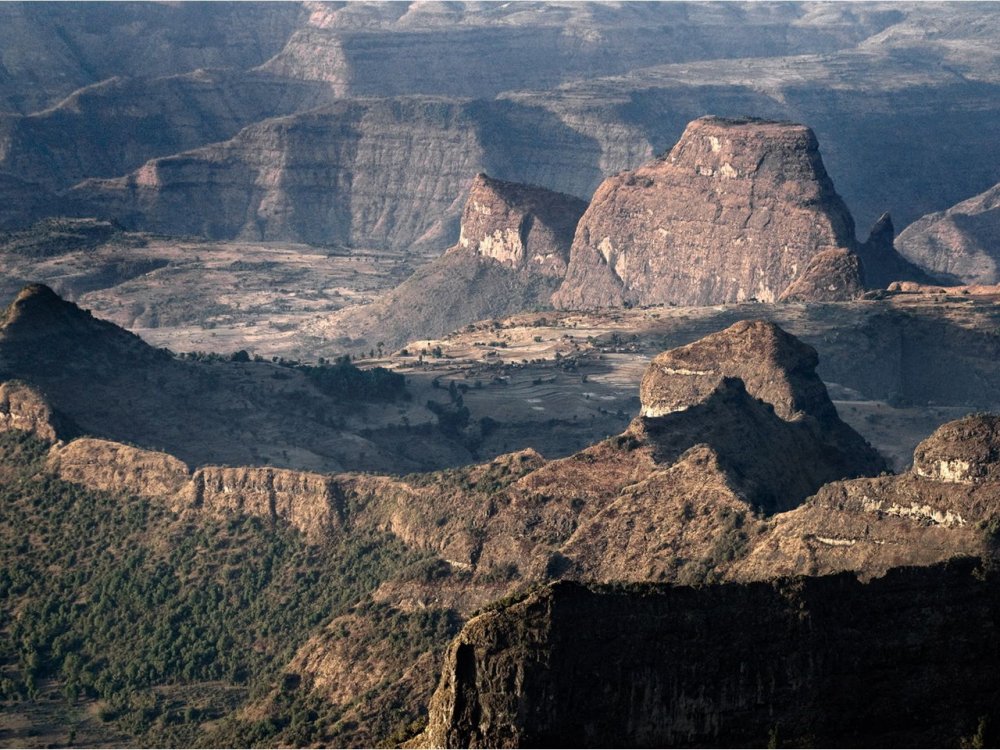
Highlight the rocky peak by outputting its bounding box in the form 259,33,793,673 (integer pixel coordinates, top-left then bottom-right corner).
857,211,939,288
640,320,834,423
553,116,858,309
457,173,587,277
913,414,1000,485
0,283,167,375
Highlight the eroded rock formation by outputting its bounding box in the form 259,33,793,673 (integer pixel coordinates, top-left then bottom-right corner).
553,116,859,308
0,381,61,442
778,247,864,302
320,173,586,350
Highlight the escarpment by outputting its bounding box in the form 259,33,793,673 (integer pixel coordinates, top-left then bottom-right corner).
418,560,1000,749
191,466,345,540
321,173,587,351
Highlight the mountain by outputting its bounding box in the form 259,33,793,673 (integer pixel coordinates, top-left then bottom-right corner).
2,5,998,251
6,310,1000,747
315,173,587,351
896,182,1000,284
0,284,476,474
552,116,927,309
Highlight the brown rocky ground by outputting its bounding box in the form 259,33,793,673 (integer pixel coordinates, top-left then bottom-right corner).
5,312,1000,747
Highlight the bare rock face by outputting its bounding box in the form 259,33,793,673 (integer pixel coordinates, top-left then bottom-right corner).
47,437,190,507
778,248,864,302
322,173,586,351
418,560,1000,749
191,466,344,541
458,173,586,277
913,414,1000,485
553,116,858,309
0,381,60,442
896,182,1000,284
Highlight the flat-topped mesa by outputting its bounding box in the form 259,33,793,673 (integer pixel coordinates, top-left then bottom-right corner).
640,320,836,423
913,414,1000,485
553,116,858,309
457,173,587,276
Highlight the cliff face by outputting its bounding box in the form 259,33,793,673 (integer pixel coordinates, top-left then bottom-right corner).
553,117,858,309
0,70,339,191
319,173,587,351
896,182,1000,284
192,466,344,541
458,173,586,277
419,559,1000,749
0,381,61,442
73,100,487,250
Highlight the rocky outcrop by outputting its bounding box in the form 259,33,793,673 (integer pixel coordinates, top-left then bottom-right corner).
896,182,1000,284
192,466,345,541
778,248,864,302
553,117,859,309
418,559,1000,749
913,414,1000,485
735,414,1000,581
468,321,887,578
856,212,939,288
458,173,586,277
47,437,190,507
0,381,60,442
321,173,586,350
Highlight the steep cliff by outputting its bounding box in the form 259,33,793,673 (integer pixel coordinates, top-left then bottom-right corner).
0,381,61,442
319,173,587,350
0,70,339,191
553,117,859,309
72,99,488,250
192,465,344,541
896,182,1000,284
418,559,1000,749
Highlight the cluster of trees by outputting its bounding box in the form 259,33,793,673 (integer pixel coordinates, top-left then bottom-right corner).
0,430,422,746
